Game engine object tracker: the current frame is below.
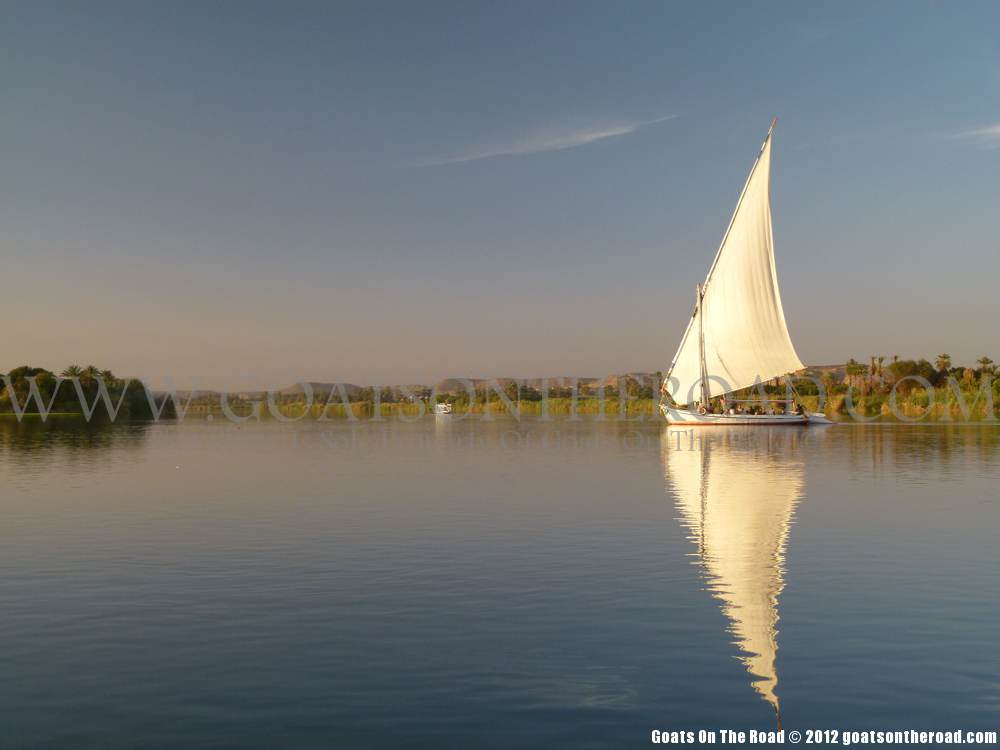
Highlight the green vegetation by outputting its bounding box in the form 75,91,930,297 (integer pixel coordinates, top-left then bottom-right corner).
5,356,997,422
1,365,173,420
187,394,659,421
787,355,999,421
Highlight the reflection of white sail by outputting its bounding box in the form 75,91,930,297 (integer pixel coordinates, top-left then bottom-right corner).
662,429,804,717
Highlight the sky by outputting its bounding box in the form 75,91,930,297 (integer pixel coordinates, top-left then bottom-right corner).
2,1,999,388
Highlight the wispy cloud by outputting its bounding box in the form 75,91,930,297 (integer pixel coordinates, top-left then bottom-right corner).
414,114,677,167
953,123,1000,149
785,20,838,48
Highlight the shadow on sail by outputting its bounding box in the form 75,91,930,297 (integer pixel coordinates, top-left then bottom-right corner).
661,427,805,722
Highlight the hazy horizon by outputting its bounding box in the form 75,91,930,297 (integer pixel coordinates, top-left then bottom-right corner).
4,2,999,391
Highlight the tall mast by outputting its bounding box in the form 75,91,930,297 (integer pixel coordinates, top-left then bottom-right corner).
697,283,710,407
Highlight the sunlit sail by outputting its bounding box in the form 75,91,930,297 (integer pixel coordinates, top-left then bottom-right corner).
662,428,804,717
660,122,821,425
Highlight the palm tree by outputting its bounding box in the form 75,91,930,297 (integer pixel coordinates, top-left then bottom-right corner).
977,357,995,383
845,359,868,392
81,365,100,385
61,364,83,378
820,371,836,402
868,356,886,388
935,353,952,373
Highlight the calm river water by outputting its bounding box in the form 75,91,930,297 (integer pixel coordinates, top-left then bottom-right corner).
2,418,999,748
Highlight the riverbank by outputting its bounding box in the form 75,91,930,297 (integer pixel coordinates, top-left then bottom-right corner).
176,391,999,422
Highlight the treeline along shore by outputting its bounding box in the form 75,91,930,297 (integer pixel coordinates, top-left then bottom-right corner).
2,355,998,422
0,365,174,420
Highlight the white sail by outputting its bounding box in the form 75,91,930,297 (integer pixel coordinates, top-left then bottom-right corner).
662,429,804,715
666,128,804,405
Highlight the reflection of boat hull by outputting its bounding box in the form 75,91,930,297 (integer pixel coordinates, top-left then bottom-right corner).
662,405,810,425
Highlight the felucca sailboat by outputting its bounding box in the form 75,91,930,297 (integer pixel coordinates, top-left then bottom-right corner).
660,120,826,425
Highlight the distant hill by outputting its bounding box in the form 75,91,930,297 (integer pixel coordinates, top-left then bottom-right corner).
429,374,660,394
600,372,659,389
278,382,364,398
176,382,366,403
800,364,847,380
176,369,852,403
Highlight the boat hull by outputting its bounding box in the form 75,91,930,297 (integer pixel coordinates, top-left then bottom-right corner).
662,405,814,426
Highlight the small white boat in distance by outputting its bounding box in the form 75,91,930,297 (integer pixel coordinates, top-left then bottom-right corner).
660,120,827,426
433,402,453,416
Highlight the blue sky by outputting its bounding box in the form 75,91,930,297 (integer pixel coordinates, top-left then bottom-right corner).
2,1,998,387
